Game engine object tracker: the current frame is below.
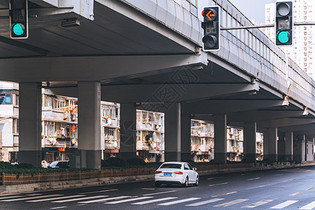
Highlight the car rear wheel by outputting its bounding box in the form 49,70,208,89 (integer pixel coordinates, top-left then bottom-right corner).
193,176,199,186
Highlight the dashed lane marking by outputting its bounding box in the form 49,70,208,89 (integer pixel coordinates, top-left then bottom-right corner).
143,190,176,196
214,199,248,207
50,206,67,210
105,196,153,204
79,189,118,194
212,191,237,197
306,187,314,191
132,197,177,205
158,198,200,206
290,192,301,196
242,200,273,208
209,182,228,187
270,200,298,209
247,177,261,181
186,198,225,207
141,188,155,190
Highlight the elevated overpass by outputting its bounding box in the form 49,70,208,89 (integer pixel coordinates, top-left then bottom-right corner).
0,0,314,168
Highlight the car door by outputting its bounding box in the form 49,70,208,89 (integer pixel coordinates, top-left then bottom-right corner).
184,163,193,183
187,163,197,181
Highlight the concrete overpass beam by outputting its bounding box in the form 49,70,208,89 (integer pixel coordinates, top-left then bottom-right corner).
119,103,137,160
244,122,257,163
19,82,42,168
165,103,181,161
77,81,101,169
214,114,227,164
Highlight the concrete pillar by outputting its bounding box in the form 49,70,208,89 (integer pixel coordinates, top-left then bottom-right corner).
119,103,137,160
181,113,191,161
284,131,293,161
19,82,42,168
294,134,305,162
264,128,278,162
214,114,227,164
165,103,181,161
278,133,285,161
244,122,257,163
77,81,101,169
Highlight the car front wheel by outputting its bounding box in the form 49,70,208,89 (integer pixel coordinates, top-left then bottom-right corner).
193,176,199,186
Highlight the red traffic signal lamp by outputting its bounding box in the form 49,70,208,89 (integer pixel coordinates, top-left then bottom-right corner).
275,1,293,46
201,7,220,51
9,0,28,39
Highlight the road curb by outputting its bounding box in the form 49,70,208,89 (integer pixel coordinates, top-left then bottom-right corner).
1,162,314,195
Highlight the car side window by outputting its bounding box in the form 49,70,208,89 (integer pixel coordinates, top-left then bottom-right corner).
187,164,193,170
184,164,190,170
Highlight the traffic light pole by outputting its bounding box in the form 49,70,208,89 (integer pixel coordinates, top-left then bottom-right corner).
221,22,315,30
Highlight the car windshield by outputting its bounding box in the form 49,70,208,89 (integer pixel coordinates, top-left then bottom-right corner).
160,163,182,169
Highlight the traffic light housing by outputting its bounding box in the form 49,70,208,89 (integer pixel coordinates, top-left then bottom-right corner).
9,0,28,39
201,6,220,51
275,1,293,46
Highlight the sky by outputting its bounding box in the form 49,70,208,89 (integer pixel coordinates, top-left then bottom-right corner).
199,0,275,24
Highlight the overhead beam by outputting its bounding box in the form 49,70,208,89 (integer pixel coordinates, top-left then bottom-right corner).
260,118,315,128
228,110,304,122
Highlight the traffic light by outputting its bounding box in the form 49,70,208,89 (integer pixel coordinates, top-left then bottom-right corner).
9,0,28,39
275,1,293,46
201,6,220,51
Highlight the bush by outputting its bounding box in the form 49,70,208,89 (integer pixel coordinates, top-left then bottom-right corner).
0,161,14,169
126,158,145,166
101,157,126,167
16,163,35,169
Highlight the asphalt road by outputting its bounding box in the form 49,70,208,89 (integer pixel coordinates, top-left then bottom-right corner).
1,166,315,210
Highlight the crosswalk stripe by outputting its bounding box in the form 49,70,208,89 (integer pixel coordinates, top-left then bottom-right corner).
27,195,85,203
143,190,176,196
158,198,200,206
79,189,118,194
50,206,66,210
270,200,298,209
106,196,153,204
242,200,273,208
214,199,248,207
186,198,225,207
78,196,127,204
133,197,177,205
1,194,63,202
300,201,315,209
0,195,24,200
53,195,107,203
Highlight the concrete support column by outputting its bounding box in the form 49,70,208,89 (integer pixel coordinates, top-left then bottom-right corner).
77,81,101,169
244,122,257,163
284,131,293,161
278,133,285,161
294,134,305,162
19,82,42,168
165,103,181,161
181,113,191,161
119,103,137,160
264,128,278,162
214,114,227,164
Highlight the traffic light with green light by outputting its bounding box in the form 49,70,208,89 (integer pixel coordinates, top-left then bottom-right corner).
201,6,220,51
275,1,293,46
9,0,28,39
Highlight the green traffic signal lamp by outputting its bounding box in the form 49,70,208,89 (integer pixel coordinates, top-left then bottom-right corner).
10,23,26,36
276,30,290,44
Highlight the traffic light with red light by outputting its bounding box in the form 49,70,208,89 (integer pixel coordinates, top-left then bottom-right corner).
9,0,28,39
201,6,220,51
275,1,293,46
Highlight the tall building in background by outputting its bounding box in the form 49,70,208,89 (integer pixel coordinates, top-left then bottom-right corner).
265,0,315,79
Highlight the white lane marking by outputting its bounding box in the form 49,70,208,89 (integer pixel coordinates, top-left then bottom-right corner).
186,198,225,207
290,192,301,196
207,176,223,180
141,188,155,190
214,199,248,207
270,200,298,209
0,195,24,200
106,196,153,204
143,190,176,196
28,195,85,203
209,182,228,187
306,187,314,191
133,197,177,205
247,177,261,181
300,201,315,210
79,189,118,194
212,191,237,197
50,206,67,210
78,196,127,204
2,194,63,202
53,195,107,203
158,198,200,206
242,200,273,208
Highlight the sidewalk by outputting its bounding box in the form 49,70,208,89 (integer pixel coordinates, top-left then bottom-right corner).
1,161,315,195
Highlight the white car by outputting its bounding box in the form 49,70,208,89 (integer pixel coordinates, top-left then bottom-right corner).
154,162,199,187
